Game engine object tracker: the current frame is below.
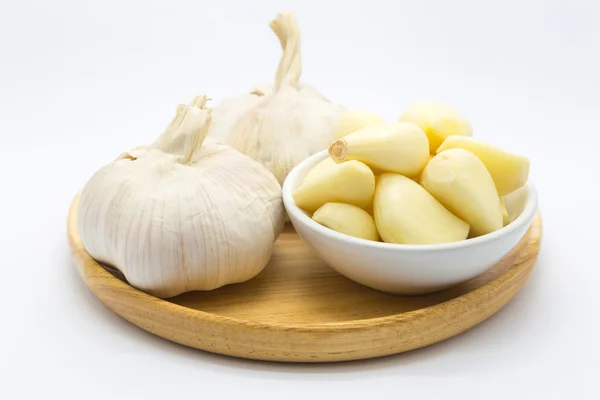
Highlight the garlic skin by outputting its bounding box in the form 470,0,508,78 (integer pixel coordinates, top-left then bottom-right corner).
399,100,473,153
421,148,503,237
209,12,345,185
78,96,285,298
313,203,379,241
374,173,470,244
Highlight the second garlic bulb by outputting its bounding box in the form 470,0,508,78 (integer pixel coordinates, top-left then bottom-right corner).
209,12,344,185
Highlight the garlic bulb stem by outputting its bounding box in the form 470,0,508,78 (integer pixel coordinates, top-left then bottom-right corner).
152,95,211,164
270,12,302,90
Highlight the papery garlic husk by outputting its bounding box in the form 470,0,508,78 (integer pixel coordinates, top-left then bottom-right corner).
77,95,285,298
209,12,345,185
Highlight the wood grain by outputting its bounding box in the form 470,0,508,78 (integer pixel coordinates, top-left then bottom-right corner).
68,194,542,362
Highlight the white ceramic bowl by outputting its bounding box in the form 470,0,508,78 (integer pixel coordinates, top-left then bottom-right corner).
282,150,538,295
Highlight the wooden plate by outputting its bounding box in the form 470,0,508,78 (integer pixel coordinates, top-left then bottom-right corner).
68,194,542,363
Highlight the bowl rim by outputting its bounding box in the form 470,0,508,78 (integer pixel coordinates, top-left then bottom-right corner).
282,150,538,252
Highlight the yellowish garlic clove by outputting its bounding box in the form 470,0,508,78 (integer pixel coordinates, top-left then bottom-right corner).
333,110,385,140
436,136,530,196
328,122,430,178
374,173,470,244
501,197,510,226
399,100,472,153
302,157,337,183
503,186,528,224
312,203,379,241
421,148,503,237
293,160,375,214
363,174,380,216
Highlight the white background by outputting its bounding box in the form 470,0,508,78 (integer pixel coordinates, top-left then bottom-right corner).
1,0,599,398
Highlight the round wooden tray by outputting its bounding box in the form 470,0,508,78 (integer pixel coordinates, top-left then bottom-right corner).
68,194,542,363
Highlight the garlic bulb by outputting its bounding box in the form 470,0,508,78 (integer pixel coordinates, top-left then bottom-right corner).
78,95,285,298
209,12,345,185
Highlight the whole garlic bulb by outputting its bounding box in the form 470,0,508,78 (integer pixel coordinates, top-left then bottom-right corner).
77,95,285,298
209,12,345,185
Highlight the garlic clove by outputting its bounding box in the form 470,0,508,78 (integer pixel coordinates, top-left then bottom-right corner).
302,157,337,183
312,202,379,241
328,122,430,178
364,174,380,216
399,100,472,153
293,160,375,214
436,135,530,196
501,197,510,226
503,186,528,224
421,148,503,237
374,173,470,244
333,110,385,140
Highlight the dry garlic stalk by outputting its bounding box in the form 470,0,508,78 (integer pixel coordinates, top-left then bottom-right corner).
78,95,285,298
209,12,344,185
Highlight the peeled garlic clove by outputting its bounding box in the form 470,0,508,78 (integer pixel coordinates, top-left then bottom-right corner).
312,203,379,241
302,157,337,183
501,197,510,226
363,174,379,216
293,160,375,214
333,110,385,139
421,148,503,237
399,100,472,153
374,173,469,244
437,136,530,196
503,186,528,224
328,122,430,178
78,95,285,299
